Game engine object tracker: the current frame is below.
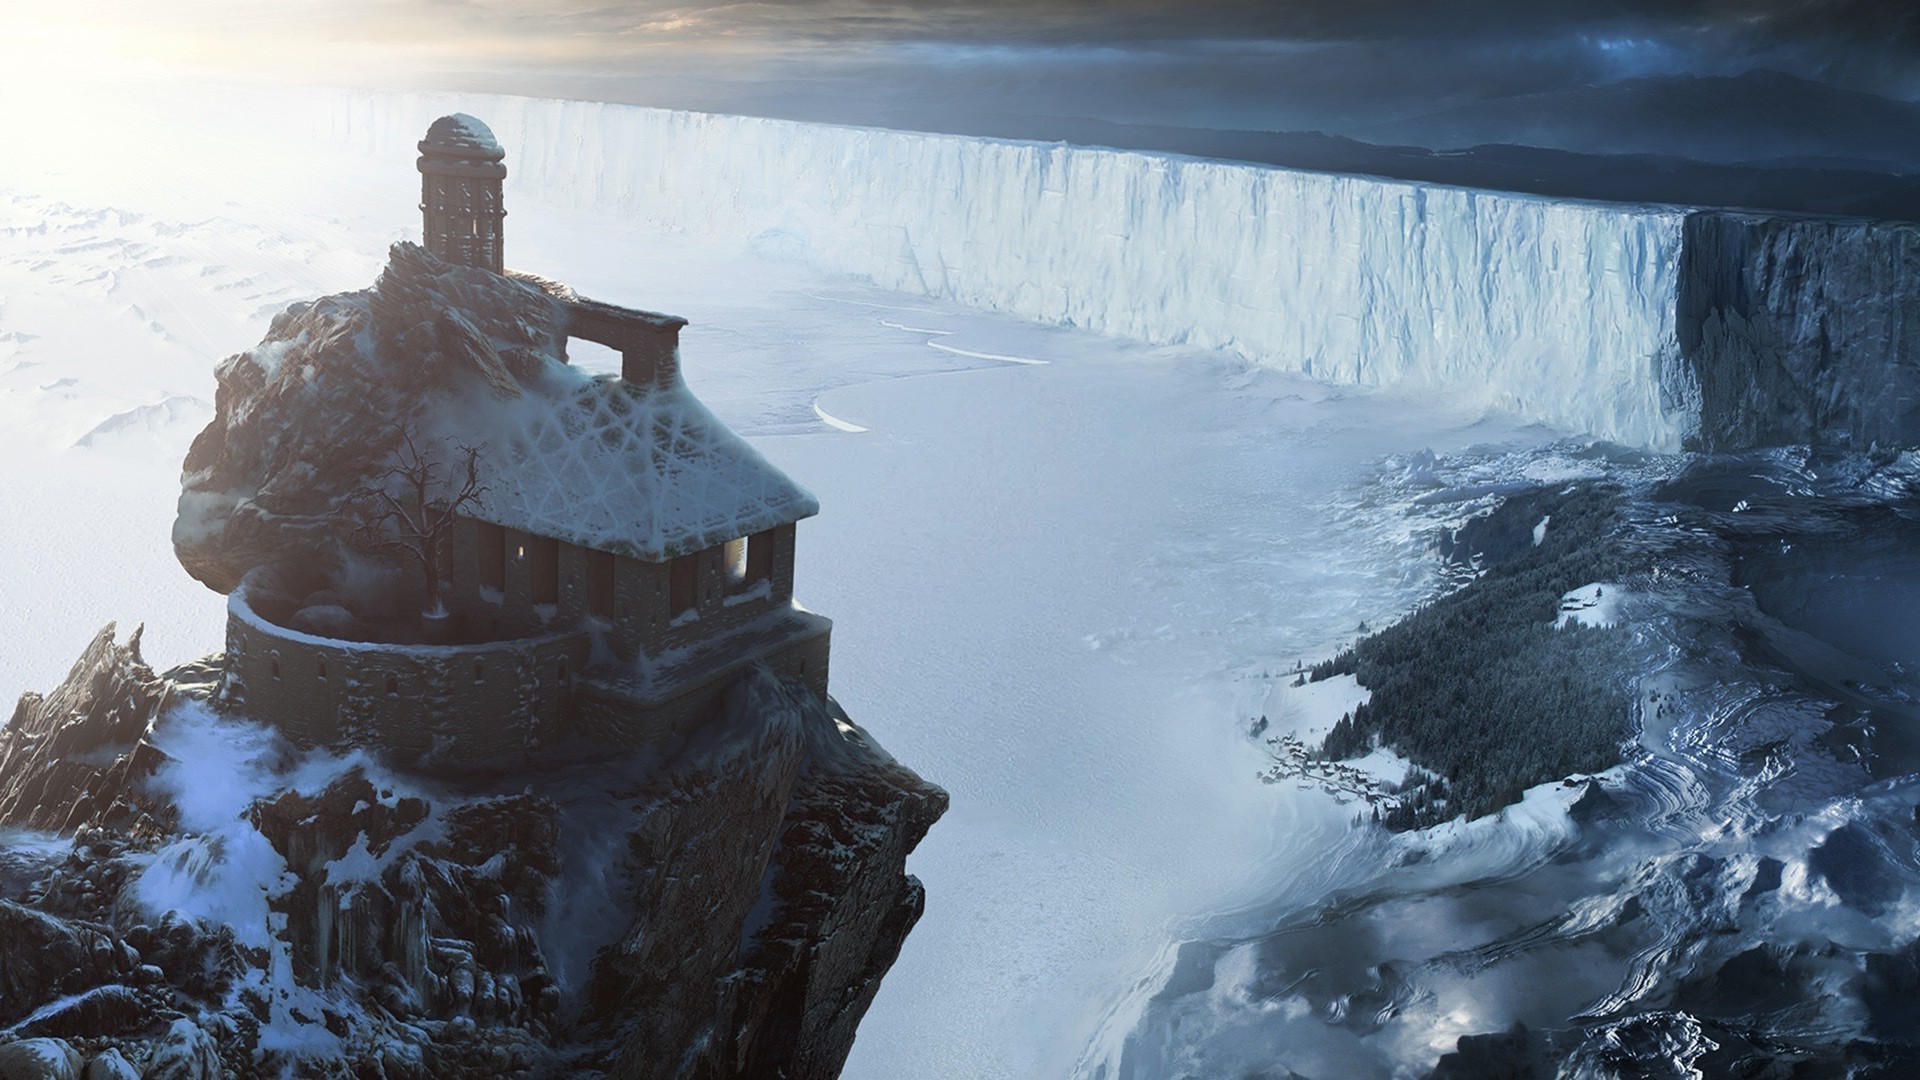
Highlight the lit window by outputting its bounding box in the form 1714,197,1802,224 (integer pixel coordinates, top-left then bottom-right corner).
723,538,747,584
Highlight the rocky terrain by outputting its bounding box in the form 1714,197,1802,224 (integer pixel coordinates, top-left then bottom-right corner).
0,243,945,1077
0,627,943,1078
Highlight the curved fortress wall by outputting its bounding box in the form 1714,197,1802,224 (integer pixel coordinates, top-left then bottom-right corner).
225,591,591,760
318,91,1918,452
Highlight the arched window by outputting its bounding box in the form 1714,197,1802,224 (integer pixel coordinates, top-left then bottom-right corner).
385,674,400,695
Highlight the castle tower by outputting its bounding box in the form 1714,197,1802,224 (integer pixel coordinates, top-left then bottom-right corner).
417,114,507,273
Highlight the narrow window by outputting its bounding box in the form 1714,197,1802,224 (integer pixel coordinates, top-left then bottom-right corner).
723,538,748,585
588,550,615,617
669,554,698,616
270,656,282,680
473,659,485,683
557,659,569,682
385,674,399,695
745,530,776,586
316,659,328,680
528,535,559,605
477,521,506,592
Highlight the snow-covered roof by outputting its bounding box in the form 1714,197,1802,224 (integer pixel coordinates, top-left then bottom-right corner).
420,113,503,158
463,372,819,562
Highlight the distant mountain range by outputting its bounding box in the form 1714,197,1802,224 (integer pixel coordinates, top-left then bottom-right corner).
915,71,1920,221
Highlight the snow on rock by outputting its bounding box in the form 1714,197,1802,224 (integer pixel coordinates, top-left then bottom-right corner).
172,240,571,596
141,1020,220,1080
0,626,943,1078
175,235,816,590
78,1049,138,1080
0,624,173,836
0,1038,82,1080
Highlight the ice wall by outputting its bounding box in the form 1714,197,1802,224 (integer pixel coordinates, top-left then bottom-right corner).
317,89,1916,452
318,90,1693,447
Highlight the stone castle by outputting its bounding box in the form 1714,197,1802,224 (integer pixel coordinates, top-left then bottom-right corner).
223,114,831,761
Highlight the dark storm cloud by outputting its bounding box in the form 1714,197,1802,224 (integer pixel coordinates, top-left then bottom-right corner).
442,0,1920,50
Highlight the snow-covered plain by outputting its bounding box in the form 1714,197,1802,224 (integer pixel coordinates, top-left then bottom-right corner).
2,80,1572,1078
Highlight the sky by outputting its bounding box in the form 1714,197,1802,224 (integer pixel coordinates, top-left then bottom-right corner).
8,0,1916,90
3,1,1917,172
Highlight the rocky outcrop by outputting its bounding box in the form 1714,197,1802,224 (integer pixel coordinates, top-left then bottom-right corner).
590,671,946,1080
173,242,569,599
1680,212,1920,451
0,632,943,1077
0,627,172,836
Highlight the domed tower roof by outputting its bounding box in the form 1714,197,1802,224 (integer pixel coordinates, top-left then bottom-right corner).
418,114,507,272
418,113,506,176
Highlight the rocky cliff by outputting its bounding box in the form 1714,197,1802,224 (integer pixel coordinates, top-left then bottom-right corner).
0,629,944,1078
1680,212,1920,452
2,241,945,1076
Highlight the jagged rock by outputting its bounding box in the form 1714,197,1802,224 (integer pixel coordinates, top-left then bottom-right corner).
0,1040,82,1080
174,242,569,597
139,1021,219,1080
595,669,948,1080
79,1050,138,1080
0,629,944,1078
250,769,560,1017
11,986,145,1039
0,626,172,835
0,904,135,1027
1427,1022,1548,1079
136,914,244,1004
718,694,947,1080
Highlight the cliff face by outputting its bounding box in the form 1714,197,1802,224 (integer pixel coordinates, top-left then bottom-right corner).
0,631,944,1077
1679,213,1920,452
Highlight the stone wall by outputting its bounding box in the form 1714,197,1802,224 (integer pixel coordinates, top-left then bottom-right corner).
576,614,832,760
225,591,592,760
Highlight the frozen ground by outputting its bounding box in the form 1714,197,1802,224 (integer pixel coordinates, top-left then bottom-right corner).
1,80,1564,1078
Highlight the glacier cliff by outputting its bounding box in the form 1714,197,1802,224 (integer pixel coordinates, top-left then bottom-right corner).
317,89,1917,452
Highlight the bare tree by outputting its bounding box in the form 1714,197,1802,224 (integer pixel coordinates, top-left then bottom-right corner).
343,428,488,618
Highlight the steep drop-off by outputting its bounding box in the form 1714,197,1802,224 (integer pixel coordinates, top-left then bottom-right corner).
0,630,943,1078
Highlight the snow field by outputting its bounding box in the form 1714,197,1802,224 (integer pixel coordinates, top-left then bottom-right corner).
2,79,1581,1079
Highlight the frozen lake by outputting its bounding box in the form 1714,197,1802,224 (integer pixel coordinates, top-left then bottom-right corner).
0,81,1558,1077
